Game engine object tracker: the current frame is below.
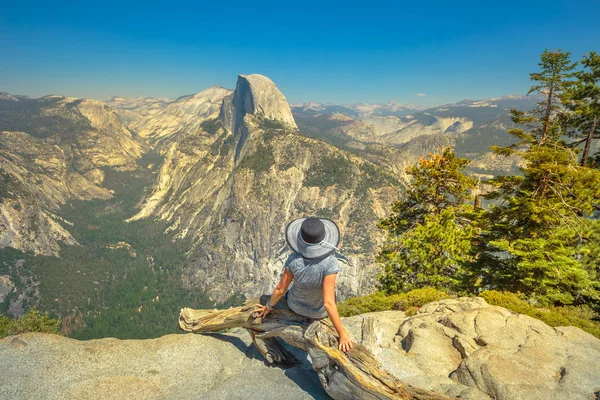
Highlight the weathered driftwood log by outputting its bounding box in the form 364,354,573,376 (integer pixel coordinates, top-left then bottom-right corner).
179,296,454,400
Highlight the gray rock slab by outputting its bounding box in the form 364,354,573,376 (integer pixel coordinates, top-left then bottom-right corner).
0,330,328,400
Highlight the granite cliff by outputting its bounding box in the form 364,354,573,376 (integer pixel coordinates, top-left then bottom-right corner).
129,74,399,302
0,96,144,255
132,86,232,146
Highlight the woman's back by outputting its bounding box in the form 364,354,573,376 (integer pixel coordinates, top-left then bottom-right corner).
285,253,341,319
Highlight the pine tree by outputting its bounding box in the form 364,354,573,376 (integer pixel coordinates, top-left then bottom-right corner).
529,49,578,145
378,147,477,235
378,208,477,293
564,51,600,167
478,50,600,306
378,148,477,293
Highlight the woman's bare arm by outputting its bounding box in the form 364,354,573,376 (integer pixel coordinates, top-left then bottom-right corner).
323,273,353,352
254,269,294,318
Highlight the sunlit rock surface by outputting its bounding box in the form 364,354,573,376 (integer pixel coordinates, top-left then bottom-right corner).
0,95,144,255
2,298,598,400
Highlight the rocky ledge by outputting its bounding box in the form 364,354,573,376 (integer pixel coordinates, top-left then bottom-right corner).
1,297,599,400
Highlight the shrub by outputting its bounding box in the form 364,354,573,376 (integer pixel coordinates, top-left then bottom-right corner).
480,290,600,339
260,119,289,141
0,309,61,338
0,314,11,337
200,119,222,135
305,154,354,189
338,287,451,317
237,145,275,173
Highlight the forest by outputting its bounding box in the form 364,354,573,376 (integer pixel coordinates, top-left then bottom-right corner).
370,50,600,336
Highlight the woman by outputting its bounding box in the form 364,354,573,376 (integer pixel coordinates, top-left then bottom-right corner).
254,217,353,353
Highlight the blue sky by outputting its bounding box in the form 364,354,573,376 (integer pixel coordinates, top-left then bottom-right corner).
1,0,599,105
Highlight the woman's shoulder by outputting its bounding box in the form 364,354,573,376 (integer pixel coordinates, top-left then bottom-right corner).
318,254,342,275
285,252,303,271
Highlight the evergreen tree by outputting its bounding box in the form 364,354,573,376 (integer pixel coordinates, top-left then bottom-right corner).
529,49,578,145
378,147,477,235
378,148,477,293
478,50,600,306
564,51,600,167
578,220,600,291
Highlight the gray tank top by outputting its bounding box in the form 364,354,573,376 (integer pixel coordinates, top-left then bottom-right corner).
285,253,342,319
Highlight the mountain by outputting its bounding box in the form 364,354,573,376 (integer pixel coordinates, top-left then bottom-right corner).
129,74,400,302
105,96,171,128
292,101,426,118
0,95,145,256
292,94,538,180
127,86,232,145
0,80,543,339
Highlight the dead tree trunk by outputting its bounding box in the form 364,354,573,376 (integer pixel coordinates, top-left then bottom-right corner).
179,297,454,400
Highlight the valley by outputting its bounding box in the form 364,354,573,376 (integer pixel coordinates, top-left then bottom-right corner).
0,76,537,339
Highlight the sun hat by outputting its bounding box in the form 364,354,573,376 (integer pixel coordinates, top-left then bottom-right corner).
285,217,340,259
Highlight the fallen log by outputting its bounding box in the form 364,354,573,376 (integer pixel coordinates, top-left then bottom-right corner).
179,296,455,400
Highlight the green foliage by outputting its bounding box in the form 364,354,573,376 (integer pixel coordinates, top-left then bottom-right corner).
71,266,211,340
237,144,275,173
477,50,600,307
359,162,399,189
0,151,218,339
577,220,600,290
0,309,60,338
260,118,290,141
0,314,10,337
528,49,578,145
481,227,597,305
0,170,18,200
563,51,600,166
377,148,478,294
480,291,600,339
210,132,236,157
378,147,477,235
200,118,222,135
378,208,477,293
337,287,451,317
305,154,354,188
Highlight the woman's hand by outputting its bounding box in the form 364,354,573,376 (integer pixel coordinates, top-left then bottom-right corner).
338,333,353,353
252,304,271,319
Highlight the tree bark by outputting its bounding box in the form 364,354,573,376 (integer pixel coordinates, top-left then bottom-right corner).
179,296,455,400
541,79,555,145
581,117,597,167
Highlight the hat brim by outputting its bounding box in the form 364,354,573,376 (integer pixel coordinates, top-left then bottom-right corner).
285,217,340,259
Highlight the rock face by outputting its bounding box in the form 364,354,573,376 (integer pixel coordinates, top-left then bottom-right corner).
1,298,598,400
221,74,297,135
0,96,145,255
220,74,297,160
131,86,233,144
129,74,399,302
105,96,171,128
343,298,600,400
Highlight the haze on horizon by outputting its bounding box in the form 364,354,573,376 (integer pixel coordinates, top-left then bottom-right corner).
1,0,599,105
